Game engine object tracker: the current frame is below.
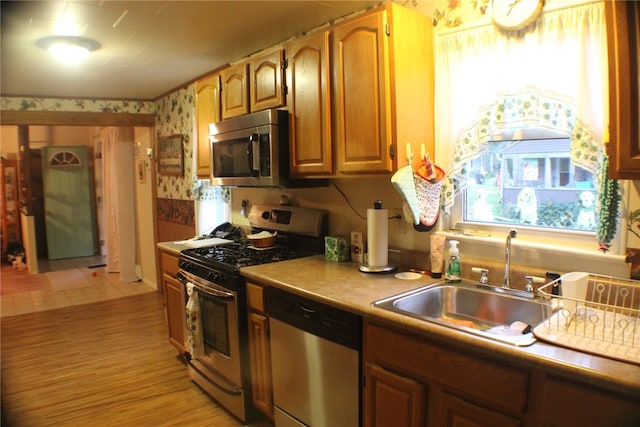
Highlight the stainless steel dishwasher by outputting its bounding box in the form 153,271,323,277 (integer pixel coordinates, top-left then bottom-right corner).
265,287,362,427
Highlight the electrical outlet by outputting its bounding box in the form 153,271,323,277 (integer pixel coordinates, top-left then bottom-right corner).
390,208,406,235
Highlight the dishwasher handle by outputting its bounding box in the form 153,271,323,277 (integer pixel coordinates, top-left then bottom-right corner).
299,304,318,320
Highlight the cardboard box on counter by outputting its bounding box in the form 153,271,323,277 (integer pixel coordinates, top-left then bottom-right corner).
350,231,365,264
325,236,351,262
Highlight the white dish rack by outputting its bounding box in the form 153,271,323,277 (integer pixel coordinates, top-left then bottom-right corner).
534,273,640,365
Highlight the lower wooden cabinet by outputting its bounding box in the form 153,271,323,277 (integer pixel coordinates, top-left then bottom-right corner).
164,273,186,354
364,321,525,427
159,249,186,355
246,282,274,418
364,362,426,427
540,376,640,427
438,393,521,427
363,320,640,427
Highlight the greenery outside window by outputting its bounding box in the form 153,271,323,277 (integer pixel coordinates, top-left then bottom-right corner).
462,135,597,232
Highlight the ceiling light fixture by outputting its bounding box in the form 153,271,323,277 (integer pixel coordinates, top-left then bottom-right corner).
36,36,100,64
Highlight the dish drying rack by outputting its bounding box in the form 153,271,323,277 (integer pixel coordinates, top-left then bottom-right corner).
534,273,640,365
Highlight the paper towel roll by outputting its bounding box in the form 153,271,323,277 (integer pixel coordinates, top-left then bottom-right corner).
367,208,388,267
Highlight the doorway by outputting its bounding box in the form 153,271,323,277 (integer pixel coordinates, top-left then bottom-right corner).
41,145,99,259
1,113,157,287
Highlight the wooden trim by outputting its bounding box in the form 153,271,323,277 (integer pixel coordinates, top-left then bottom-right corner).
606,0,640,179
0,110,155,127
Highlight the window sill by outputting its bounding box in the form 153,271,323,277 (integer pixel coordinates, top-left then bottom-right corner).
440,230,630,278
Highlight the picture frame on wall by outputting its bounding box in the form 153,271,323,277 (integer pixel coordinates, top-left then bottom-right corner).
158,134,184,176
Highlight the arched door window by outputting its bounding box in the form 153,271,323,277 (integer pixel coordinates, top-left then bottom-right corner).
48,151,82,167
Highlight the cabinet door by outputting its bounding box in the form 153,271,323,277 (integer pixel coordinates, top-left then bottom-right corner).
250,49,285,112
333,9,393,175
364,362,426,427
540,376,640,427
438,393,521,427
195,73,221,177
286,30,333,176
160,251,179,277
248,311,274,418
164,273,186,354
606,0,640,179
221,62,250,119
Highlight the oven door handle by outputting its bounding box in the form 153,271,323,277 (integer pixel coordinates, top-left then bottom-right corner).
189,280,235,301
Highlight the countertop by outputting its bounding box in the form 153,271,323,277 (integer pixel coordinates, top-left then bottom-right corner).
157,237,234,256
157,241,186,256
240,255,640,399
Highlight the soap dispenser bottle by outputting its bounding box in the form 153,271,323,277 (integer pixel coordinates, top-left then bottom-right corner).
445,240,462,282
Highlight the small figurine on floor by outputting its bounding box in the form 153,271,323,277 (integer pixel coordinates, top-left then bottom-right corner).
12,255,26,271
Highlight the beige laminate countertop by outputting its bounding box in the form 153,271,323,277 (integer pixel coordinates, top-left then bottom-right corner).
157,241,187,256
240,255,640,400
157,237,234,256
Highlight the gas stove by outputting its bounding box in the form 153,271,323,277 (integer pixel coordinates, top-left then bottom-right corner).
179,204,328,278
181,240,317,271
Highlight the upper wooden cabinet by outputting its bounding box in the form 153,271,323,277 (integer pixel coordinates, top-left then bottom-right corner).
286,3,433,178
286,30,334,176
250,48,286,113
221,62,250,119
333,3,433,175
194,72,221,177
606,0,640,179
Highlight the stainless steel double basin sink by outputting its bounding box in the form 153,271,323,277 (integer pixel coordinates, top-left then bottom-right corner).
373,280,549,346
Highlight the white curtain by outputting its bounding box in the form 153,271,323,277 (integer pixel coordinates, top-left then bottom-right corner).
100,127,139,282
434,1,608,207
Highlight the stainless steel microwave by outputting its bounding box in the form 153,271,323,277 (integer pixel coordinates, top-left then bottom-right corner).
209,109,327,188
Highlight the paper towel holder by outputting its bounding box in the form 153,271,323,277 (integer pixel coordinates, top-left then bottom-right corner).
359,264,397,273
359,200,397,273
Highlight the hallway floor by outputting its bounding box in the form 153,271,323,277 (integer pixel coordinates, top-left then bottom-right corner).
0,255,156,317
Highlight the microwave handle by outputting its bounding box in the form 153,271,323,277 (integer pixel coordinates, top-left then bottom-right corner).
249,133,260,172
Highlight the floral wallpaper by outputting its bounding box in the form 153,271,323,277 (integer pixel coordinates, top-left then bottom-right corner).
431,0,568,31
432,0,491,29
154,85,197,201
0,96,155,114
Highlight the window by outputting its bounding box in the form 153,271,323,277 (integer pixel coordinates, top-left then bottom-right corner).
463,134,596,232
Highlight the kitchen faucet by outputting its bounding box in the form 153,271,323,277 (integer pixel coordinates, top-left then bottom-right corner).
503,229,517,288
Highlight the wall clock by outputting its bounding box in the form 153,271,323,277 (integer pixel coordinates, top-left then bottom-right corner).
491,0,544,31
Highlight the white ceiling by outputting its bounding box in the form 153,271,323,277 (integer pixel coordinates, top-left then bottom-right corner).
1,0,380,100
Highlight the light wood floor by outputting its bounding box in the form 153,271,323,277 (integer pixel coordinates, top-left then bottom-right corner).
0,257,156,317
1,291,273,427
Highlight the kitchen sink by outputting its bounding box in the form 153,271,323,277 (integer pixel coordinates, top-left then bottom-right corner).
373,281,550,346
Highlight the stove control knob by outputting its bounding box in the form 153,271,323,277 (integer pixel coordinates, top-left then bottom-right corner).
180,262,195,272
207,271,223,282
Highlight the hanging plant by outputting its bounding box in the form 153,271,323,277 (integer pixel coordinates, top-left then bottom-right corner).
596,154,621,252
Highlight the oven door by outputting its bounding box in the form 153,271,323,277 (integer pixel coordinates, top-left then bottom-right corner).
211,128,258,178
180,271,243,388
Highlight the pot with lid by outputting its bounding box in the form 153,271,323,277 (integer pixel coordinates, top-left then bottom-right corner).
247,231,278,248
